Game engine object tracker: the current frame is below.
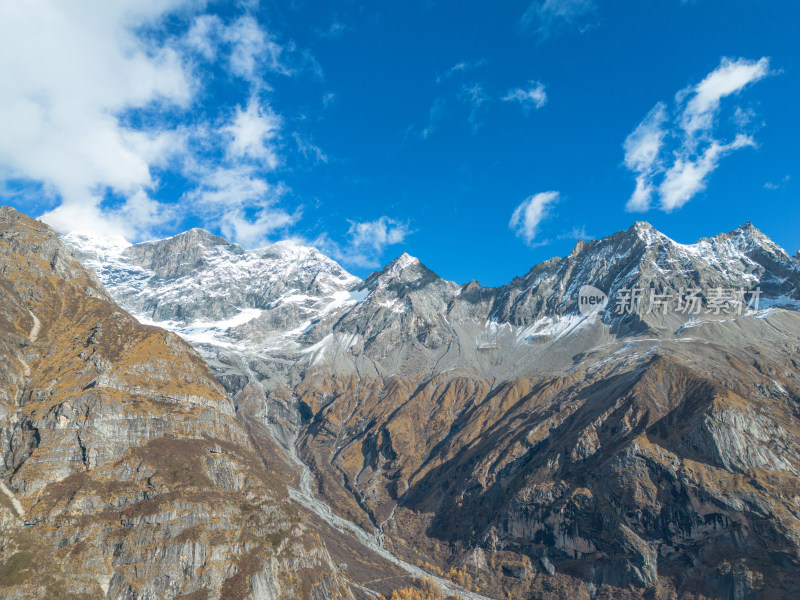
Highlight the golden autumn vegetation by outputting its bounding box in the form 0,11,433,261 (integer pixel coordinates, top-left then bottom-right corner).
378,576,467,600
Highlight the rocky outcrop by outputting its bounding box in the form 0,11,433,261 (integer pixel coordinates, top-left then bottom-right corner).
63,216,800,599
0,208,352,599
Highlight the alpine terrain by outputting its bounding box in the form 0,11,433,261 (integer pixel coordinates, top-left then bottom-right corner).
2,203,800,599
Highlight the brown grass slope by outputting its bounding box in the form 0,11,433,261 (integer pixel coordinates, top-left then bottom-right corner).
0,207,351,599
294,335,800,599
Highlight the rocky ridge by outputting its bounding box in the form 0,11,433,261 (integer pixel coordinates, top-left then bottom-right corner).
64,218,800,598
0,208,354,599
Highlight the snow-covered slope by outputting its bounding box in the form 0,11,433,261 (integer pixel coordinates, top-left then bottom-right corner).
60,221,800,599
64,221,800,380
64,229,362,349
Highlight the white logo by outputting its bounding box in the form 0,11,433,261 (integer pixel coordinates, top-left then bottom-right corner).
578,285,608,316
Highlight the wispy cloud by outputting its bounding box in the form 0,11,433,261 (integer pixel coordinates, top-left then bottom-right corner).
764,175,790,191
623,102,668,212
520,0,598,42
316,19,348,40
659,134,755,211
623,57,772,213
458,83,489,132
318,217,412,268
509,191,559,245
185,14,290,83
502,81,548,114
292,133,328,164
436,59,488,84
421,98,447,139
558,225,589,241
679,57,769,142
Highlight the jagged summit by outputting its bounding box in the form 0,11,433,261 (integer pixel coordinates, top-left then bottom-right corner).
48,207,800,598
362,252,442,291
59,218,800,362
385,252,424,275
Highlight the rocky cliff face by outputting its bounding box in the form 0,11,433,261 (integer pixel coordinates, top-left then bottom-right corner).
0,208,353,599
63,217,800,599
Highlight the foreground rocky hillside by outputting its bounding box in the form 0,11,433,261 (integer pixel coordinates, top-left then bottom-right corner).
0,207,354,599
65,218,800,599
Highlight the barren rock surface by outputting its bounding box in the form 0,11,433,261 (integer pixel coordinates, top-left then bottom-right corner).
61,215,800,598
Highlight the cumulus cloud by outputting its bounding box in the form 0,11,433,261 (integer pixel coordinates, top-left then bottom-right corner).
623,57,771,213
0,1,308,247
222,99,281,167
509,191,559,245
521,0,598,41
320,217,412,268
0,0,197,238
502,81,548,113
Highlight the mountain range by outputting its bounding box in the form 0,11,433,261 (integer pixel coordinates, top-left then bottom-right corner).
1,205,799,599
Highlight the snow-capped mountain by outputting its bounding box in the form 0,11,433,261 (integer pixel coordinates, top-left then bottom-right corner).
64,228,361,349
65,220,800,380
60,220,800,598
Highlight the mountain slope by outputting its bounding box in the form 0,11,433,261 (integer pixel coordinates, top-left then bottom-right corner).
0,208,352,599
65,218,800,599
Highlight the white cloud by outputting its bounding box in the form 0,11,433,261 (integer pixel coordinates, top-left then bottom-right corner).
349,217,410,251
322,92,338,108
316,20,348,40
219,205,298,248
509,191,559,245
659,134,754,212
0,1,308,247
733,106,756,128
184,14,288,81
623,102,668,212
680,57,769,140
320,217,412,268
183,164,297,248
185,14,222,61
521,0,598,41
225,15,288,82
623,57,771,213
503,81,548,113
223,99,281,168
623,103,668,173
0,0,197,238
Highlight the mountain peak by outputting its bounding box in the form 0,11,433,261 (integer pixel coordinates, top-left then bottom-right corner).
261,239,322,261
170,227,235,248
628,221,670,246
391,252,420,268
729,221,766,240
382,252,427,280
362,252,445,293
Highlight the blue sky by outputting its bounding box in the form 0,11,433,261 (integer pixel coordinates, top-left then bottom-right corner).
0,1,797,286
